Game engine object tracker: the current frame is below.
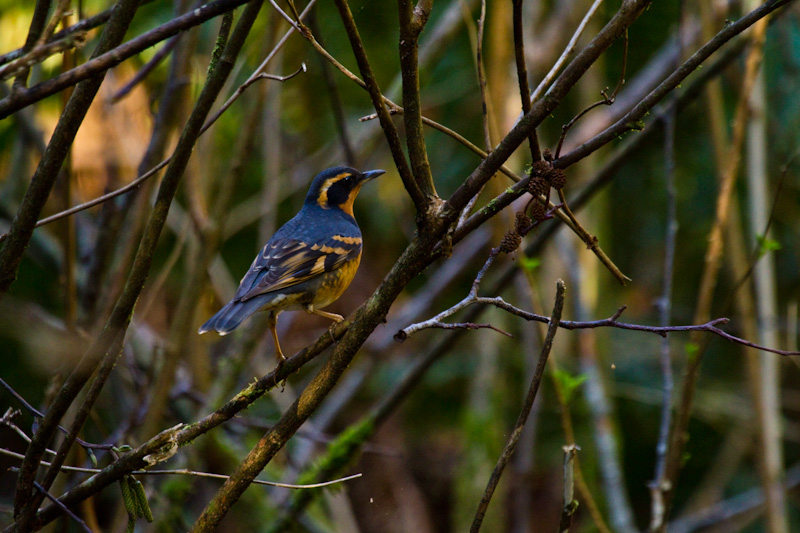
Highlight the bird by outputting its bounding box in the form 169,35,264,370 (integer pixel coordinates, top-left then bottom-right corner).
198,166,385,363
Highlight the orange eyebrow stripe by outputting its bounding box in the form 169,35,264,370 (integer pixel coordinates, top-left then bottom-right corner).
332,235,362,245
316,173,353,209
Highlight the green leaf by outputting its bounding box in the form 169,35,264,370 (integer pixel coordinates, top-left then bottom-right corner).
553,369,588,404
685,342,699,363
756,234,781,258
520,256,541,272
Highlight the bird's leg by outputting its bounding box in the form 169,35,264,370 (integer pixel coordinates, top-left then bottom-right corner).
267,311,286,363
305,307,344,343
267,311,287,389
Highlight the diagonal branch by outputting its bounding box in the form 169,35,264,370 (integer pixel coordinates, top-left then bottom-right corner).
470,280,566,532
555,0,793,169
445,0,652,218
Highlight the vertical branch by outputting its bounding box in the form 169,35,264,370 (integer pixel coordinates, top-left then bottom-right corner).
457,0,491,226
308,10,356,166
649,7,682,529
398,0,436,201
59,10,77,329
12,0,53,88
559,444,580,533
658,15,770,530
330,0,428,215
648,95,678,531
744,0,787,527
475,0,491,150
469,280,566,533
512,0,540,161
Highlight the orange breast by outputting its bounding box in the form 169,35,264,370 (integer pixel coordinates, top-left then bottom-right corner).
310,253,362,309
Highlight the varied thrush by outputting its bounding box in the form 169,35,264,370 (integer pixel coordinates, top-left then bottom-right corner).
198,166,385,361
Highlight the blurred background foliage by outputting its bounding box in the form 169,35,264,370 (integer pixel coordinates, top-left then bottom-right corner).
1,0,800,531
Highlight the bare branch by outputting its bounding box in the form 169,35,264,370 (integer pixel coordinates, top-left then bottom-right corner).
555,0,793,169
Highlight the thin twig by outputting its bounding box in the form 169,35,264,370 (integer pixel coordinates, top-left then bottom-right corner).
529,0,605,103
33,481,93,533
457,0,491,227
554,30,628,159
470,280,566,532
360,105,522,183
0,448,362,489
557,188,631,285
512,0,541,161
0,377,115,451
476,0,491,151
397,255,800,357
649,14,682,527
110,35,181,103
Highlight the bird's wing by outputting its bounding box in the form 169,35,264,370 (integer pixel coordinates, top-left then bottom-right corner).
235,235,362,302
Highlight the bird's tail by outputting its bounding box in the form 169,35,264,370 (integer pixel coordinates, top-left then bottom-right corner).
198,298,264,335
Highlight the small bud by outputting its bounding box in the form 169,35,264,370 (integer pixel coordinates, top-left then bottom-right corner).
542,149,553,162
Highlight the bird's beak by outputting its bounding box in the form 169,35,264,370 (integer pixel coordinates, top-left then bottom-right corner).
360,169,386,183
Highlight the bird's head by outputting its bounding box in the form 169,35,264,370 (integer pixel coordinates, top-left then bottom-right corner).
305,166,386,217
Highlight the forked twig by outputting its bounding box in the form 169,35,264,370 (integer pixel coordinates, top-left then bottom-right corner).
554,30,629,159
397,237,800,358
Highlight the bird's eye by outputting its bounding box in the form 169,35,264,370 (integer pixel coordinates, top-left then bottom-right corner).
344,175,353,185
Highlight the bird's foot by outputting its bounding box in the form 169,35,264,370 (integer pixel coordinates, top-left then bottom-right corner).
327,322,338,344
272,355,286,390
